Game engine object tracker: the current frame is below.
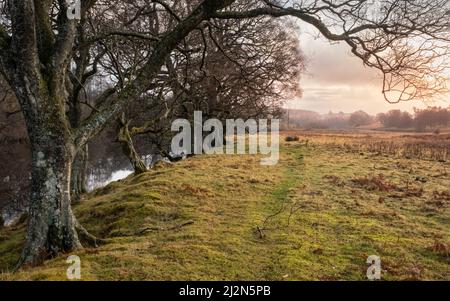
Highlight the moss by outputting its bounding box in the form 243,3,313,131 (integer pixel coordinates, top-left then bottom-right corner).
0,225,26,272
0,133,448,280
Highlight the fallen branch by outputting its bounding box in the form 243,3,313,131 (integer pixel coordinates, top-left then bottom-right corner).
256,225,264,239
75,221,106,248
256,201,302,239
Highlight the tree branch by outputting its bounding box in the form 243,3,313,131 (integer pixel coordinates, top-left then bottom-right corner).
74,0,236,147
0,24,11,77
34,0,55,64
9,0,39,69
211,1,450,103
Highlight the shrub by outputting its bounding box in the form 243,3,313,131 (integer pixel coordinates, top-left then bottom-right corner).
285,136,300,142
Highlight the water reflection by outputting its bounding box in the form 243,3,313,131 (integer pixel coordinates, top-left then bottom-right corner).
86,154,154,191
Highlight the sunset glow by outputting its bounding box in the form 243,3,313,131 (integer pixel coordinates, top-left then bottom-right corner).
288,24,450,114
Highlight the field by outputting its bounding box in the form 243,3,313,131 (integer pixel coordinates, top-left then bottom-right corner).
0,130,449,280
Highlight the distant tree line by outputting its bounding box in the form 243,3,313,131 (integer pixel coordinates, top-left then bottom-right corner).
284,107,450,131
283,110,374,130
377,107,450,131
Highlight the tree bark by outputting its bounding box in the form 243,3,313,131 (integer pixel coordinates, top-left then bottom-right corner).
0,0,235,268
71,145,88,202
117,116,148,174
17,128,82,267
67,77,89,202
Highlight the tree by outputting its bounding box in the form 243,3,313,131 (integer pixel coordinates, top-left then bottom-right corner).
348,110,373,127
112,3,304,173
0,0,236,267
414,107,450,130
0,0,448,267
377,110,414,128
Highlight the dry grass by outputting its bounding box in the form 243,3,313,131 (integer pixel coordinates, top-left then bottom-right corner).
0,130,448,280
351,174,398,192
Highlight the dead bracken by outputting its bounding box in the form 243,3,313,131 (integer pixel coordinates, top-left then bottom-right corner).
351,174,397,192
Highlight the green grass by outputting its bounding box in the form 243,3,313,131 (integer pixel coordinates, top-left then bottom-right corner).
0,135,449,280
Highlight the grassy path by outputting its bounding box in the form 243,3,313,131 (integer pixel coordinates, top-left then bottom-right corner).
258,141,449,280
1,139,449,280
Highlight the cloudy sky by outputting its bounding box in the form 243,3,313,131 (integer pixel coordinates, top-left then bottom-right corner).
288,24,449,115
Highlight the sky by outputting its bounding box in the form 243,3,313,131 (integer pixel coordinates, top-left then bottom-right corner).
287,24,449,115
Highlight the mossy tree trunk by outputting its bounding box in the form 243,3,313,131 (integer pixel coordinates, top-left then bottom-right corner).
2,0,85,267
19,132,82,266
117,115,148,174
10,67,84,266
67,76,88,202
0,0,234,267
71,145,89,202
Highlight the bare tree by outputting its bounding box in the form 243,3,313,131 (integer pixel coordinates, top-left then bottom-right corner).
0,0,235,267
212,0,450,103
114,3,304,174
0,0,448,267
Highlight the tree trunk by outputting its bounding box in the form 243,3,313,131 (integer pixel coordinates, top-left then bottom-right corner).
117,117,148,174
71,145,88,202
1,0,226,269
11,75,87,266
68,87,88,202
18,135,82,267
8,58,101,268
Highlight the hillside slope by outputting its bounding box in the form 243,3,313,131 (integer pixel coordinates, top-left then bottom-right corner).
0,136,449,280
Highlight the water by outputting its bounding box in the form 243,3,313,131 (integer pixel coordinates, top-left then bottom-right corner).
86,154,160,190
87,169,134,191
0,153,181,227
1,210,23,227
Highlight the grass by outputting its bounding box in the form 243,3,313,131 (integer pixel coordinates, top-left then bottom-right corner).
0,132,449,280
